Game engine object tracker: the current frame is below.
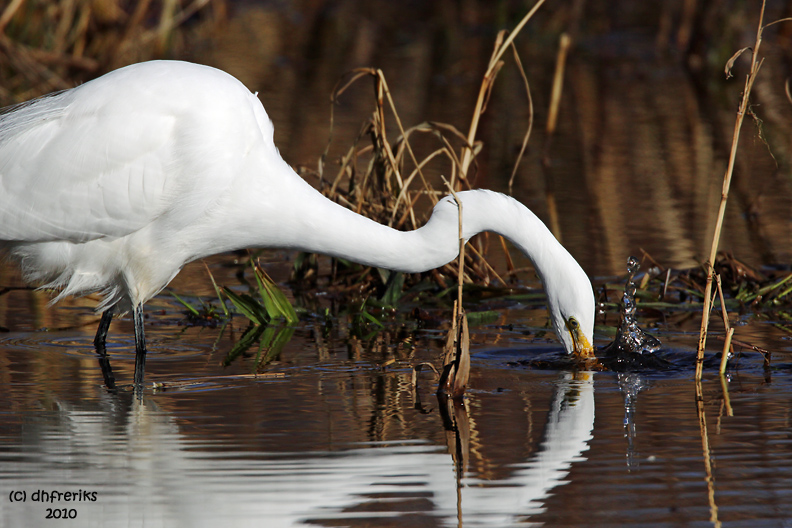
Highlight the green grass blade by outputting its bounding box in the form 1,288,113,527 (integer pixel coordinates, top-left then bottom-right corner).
171,291,201,317
253,266,298,324
359,309,384,327
222,287,268,325
203,262,229,317
379,270,405,307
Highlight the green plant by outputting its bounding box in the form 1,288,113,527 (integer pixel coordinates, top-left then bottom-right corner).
223,260,298,326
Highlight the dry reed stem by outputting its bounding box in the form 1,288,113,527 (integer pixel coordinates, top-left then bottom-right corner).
327,67,435,229
388,121,472,225
373,69,433,201
455,4,546,280
714,276,733,375
442,177,466,314
717,336,771,367
372,71,406,192
438,300,471,399
157,0,178,52
459,0,547,178
465,243,507,286
720,327,735,374
0,0,25,34
718,374,733,418
541,32,572,240
507,41,535,194
151,372,286,390
436,179,471,398
696,0,767,381
545,33,571,139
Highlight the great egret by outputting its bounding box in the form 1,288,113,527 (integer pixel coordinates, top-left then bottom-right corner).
0,60,595,387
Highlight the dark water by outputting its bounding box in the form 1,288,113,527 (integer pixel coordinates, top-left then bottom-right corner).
4,1,792,526
2,256,792,527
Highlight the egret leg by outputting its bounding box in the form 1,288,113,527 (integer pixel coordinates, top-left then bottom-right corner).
132,304,147,388
94,307,114,349
93,308,116,390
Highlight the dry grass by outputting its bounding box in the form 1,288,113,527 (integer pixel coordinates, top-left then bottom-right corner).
0,0,223,105
296,5,547,299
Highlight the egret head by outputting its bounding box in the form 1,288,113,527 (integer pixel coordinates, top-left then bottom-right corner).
541,257,596,358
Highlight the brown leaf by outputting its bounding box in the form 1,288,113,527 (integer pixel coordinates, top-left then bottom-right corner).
437,308,470,399
724,47,751,79
451,311,470,398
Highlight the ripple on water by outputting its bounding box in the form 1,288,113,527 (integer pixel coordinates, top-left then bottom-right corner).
0,329,209,359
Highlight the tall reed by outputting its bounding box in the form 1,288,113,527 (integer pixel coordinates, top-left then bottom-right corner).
695,0,786,380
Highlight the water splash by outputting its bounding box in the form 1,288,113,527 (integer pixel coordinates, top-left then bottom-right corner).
609,256,662,356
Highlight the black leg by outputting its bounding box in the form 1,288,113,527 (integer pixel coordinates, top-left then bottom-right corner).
93,308,116,390
132,304,147,388
94,307,114,350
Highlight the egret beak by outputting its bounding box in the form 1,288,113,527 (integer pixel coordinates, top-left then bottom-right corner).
566,318,595,358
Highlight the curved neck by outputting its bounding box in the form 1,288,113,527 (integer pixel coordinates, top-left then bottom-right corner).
196,162,573,284
281,186,565,278
194,170,592,353
286,187,455,273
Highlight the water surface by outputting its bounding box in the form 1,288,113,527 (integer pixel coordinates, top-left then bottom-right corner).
1,256,791,526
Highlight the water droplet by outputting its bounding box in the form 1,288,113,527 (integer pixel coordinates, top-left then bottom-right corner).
608,256,662,356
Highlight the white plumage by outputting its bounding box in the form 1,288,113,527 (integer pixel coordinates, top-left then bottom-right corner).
0,61,595,386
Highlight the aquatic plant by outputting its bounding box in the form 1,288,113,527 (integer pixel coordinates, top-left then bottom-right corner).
223,260,298,326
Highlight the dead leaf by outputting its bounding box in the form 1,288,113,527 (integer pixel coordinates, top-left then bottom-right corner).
451,312,470,398
437,308,470,399
725,47,751,79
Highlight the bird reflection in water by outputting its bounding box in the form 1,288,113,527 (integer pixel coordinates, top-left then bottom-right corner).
428,371,595,526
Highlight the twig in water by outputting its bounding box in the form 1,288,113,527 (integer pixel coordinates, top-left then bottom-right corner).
436,179,471,399
715,336,771,367
715,275,734,375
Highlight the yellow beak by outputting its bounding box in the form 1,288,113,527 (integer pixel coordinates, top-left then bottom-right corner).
567,319,595,358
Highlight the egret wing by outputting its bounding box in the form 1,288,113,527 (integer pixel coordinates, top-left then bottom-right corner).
0,89,177,243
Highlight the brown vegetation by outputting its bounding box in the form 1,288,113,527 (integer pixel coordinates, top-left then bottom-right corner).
0,0,224,105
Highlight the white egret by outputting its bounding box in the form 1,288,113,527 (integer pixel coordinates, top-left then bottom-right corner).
0,60,595,387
